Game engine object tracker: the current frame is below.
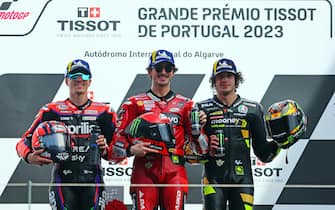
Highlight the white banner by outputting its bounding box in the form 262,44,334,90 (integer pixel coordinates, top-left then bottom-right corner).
1,0,334,208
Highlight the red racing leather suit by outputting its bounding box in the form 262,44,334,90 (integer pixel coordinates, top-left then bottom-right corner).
111,90,193,210
16,99,117,210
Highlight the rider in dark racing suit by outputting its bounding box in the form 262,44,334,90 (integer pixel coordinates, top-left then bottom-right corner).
196,58,281,210
16,59,117,210
197,95,280,209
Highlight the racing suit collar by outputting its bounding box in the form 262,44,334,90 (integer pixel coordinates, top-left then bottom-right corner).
213,94,241,108
65,98,92,110
147,89,175,102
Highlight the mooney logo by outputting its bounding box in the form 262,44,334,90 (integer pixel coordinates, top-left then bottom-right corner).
0,0,51,36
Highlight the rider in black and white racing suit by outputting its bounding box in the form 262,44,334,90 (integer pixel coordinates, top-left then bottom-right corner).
195,58,281,210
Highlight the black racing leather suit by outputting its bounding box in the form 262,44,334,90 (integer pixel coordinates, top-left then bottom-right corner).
16,99,117,210
196,95,280,210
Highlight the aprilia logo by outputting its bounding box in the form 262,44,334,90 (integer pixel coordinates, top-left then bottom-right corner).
67,122,95,134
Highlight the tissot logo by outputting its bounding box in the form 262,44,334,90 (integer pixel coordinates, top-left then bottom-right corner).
0,0,51,36
78,7,100,18
57,6,120,32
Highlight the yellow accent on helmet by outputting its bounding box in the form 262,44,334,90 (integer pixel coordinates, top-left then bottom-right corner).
151,50,157,63
265,99,307,149
213,60,219,76
66,61,73,73
271,112,282,119
283,102,298,116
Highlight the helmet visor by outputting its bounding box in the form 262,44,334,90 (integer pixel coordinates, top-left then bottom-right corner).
268,114,301,138
142,123,174,144
157,123,175,143
40,133,68,153
68,72,90,81
128,122,175,144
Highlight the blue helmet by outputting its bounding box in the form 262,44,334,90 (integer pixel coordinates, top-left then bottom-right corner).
211,58,237,79
65,59,92,79
147,49,175,68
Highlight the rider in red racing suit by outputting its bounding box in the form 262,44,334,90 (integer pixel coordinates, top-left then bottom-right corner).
113,90,193,210
16,99,117,210
110,50,194,210
16,59,117,210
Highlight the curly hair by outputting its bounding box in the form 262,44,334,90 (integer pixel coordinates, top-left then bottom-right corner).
210,72,245,89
